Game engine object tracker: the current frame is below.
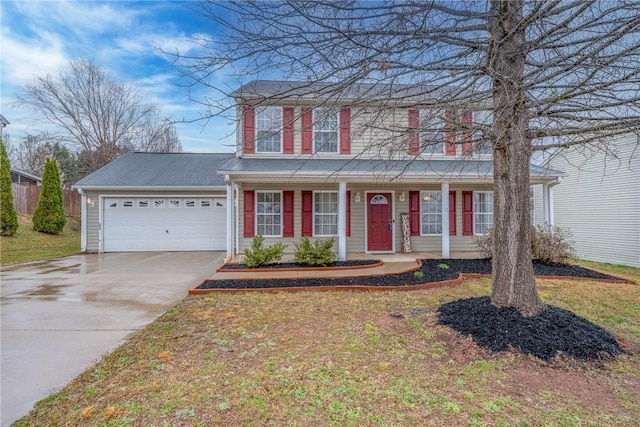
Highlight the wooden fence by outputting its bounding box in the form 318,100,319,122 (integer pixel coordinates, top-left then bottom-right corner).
11,183,81,218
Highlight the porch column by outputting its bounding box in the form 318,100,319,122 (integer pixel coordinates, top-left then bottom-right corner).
226,177,235,261
441,182,450,259
542,183,550,224
338,181,347,261
79,189,87,253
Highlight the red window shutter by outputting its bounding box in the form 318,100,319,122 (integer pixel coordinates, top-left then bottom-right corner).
243,190,255,237
409,191,420,236
283,191,294,237
408,109,420,155
283,107,295,154
346,190,351,237
301,108,313,154
340,108,351,154
243,106,255,154
301,190,313,236
462,191,473,236
461,111,473,156
445,109,456,156
449,191,457,236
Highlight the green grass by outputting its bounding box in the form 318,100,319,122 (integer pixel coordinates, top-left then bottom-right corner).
0,214,80,266
15,260,640,427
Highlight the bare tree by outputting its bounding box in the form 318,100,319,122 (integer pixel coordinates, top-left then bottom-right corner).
175,0,640,315
17,59,181,175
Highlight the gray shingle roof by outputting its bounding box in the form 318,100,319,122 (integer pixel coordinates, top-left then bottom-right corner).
231,80,460,106
218,157,565,182
74,152,235,188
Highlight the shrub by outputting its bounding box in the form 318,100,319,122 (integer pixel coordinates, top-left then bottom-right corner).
242,235,286,268
473,224,575,264
32,159,66,235
531,223,575,264
0,139,18,236
294,237,337,266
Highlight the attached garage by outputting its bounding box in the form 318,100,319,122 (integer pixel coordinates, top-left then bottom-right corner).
102,197,226,252
74,152,234,253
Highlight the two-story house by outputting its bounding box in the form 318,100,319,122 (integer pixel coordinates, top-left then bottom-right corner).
74,80,564,259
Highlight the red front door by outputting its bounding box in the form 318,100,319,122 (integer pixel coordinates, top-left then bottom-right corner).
367,193,393,251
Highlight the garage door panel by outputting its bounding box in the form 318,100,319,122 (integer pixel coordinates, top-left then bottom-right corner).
103,197,226,252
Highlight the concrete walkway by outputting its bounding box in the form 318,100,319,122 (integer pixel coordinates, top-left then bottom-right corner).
0,252,224,427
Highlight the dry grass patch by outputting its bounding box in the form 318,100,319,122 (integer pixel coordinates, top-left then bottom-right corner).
15,263,640,427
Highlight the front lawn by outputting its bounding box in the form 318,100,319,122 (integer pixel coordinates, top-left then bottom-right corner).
0,214,80,266
16,261,640,427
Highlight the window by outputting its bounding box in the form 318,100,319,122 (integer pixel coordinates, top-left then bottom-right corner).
314,192,338,236
256,191,282,237
420,110,444,154
169,200,180,208
123,200,133,208
108,201,117,208
256,106,282,153
473,110,493,155
154,200,165,208
200,200,211,207
474,192,493,235
138,200,149,208
420,191,442,235
185,200,196,208
314,108,339,153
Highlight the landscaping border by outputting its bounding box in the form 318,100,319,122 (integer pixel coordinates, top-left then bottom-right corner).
216,259,384,273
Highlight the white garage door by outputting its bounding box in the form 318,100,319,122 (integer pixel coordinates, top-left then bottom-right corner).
103,197,226,252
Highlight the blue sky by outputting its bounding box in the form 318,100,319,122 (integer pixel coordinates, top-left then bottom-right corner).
1,0,239,153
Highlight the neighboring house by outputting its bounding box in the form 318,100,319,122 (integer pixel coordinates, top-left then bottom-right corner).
74,80,565,258
73,153,234,253
10,168,42,185
544,134,640,268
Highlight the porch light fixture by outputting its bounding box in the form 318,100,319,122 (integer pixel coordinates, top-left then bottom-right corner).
87,198,95,208
423,194,431,201
355,192,361,203
398,191,406,202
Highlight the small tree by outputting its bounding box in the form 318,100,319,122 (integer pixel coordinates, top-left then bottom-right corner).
0,138,18,236
33,159,66,234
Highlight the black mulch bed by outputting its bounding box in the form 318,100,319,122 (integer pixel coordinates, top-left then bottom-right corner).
219,259,380,270
438,297,622,361
197,258,627,290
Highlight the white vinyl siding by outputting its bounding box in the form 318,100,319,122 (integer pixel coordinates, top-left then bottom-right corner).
549,134,640,267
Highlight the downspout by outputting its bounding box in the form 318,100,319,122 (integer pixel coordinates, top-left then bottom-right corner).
547,177,562,227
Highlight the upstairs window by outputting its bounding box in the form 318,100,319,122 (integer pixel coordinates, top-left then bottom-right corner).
256,106,282,153
420,110,445,154
313,108,339,153
473,110,493,155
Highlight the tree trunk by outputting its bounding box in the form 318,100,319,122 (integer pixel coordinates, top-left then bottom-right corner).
489,0,545,316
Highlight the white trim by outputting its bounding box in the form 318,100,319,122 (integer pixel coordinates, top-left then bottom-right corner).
441,183,450,259
73,186,227,191
255,190,283,238
226,180,234,261
338,183,347,261
364,190,396,253
79,189,87,253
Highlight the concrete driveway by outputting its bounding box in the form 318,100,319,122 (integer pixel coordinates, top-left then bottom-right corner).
1,251,224,427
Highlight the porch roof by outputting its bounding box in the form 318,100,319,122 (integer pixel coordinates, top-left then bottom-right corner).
218,157,565,184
